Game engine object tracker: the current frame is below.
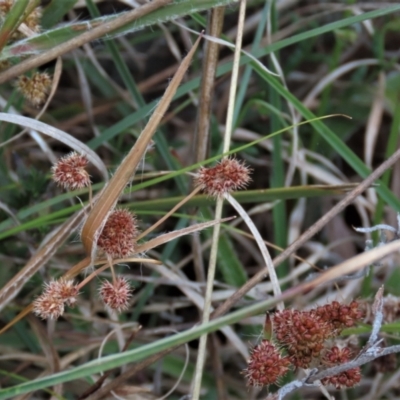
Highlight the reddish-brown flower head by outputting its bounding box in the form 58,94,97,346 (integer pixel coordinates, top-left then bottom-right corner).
273,309,332,368
195,157,251,198
33,293,65,320
321,346,361,388
33,279,79,320
315,300,364,333
97,209,139,258
52,152,91,190
244,339,290,387
99,277,132,312
44,279,79,307
17,72,51,107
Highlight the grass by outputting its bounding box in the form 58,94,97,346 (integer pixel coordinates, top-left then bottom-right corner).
1,1,400,399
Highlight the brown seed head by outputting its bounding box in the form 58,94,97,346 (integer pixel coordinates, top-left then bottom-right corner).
315,300,364,333
195,157,251,198
244,339,290,387
97,209,139,258
273,309,332,368
99,277,133,312
33,293,65,320
17,72,51,107
321,346,361,389
51,152,91,190
33,279,79,319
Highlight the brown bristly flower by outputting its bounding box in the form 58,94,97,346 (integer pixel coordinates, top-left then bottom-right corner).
44,279,79,307
244,339,290,387
97,209,139,258
321,346,361,389
33,279,79,320
17,72,51,107
315,300,364,333
273,309,331,368
33,293,65,320
99,277,132,312
51,152,91,190
195,157,251,198
272,300,364,368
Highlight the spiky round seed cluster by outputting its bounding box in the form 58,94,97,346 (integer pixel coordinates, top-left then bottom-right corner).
44,279,79,307
321,346,361,389
33,279,79,320
99,277,132,312
273,309,331,368
244,340,290,387
272,301,364,368
33,295,64,320
315,300,364,333
51,152,91,190
195,157,251,198
97,209,139,258
17,72,51,107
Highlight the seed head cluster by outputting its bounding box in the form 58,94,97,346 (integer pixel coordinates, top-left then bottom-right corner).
33,279,79,320
321,346,361,389
51,152,91,190
314,300,363,332
99,277,132,312
272,300,363,368
17,72,51,107
245,300,364,390
273,309,330,368
195,157,251,198
245,340,290,387
97,209,139,258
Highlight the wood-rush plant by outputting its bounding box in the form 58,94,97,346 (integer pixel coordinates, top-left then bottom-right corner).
245,300,364,389
3,2,400,400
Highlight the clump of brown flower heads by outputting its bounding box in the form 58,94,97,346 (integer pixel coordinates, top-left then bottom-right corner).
245,300,364,389
97,209,139,258
245,340,291,387
33,279,79,320
273,309,331,368
195,157,251,198
272,300,363,369
51,152,91,190
321,346,361,389
99,277,132,312
17,72,51,107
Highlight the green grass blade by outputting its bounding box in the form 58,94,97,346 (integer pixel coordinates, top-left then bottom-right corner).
87,6,400,149
41,0,78,29
252,68,400,212
0,296,279,399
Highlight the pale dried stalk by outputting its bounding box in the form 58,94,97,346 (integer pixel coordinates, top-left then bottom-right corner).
212,145,400,319
80,34,203,263
191,0,247,398
0,207,87,312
